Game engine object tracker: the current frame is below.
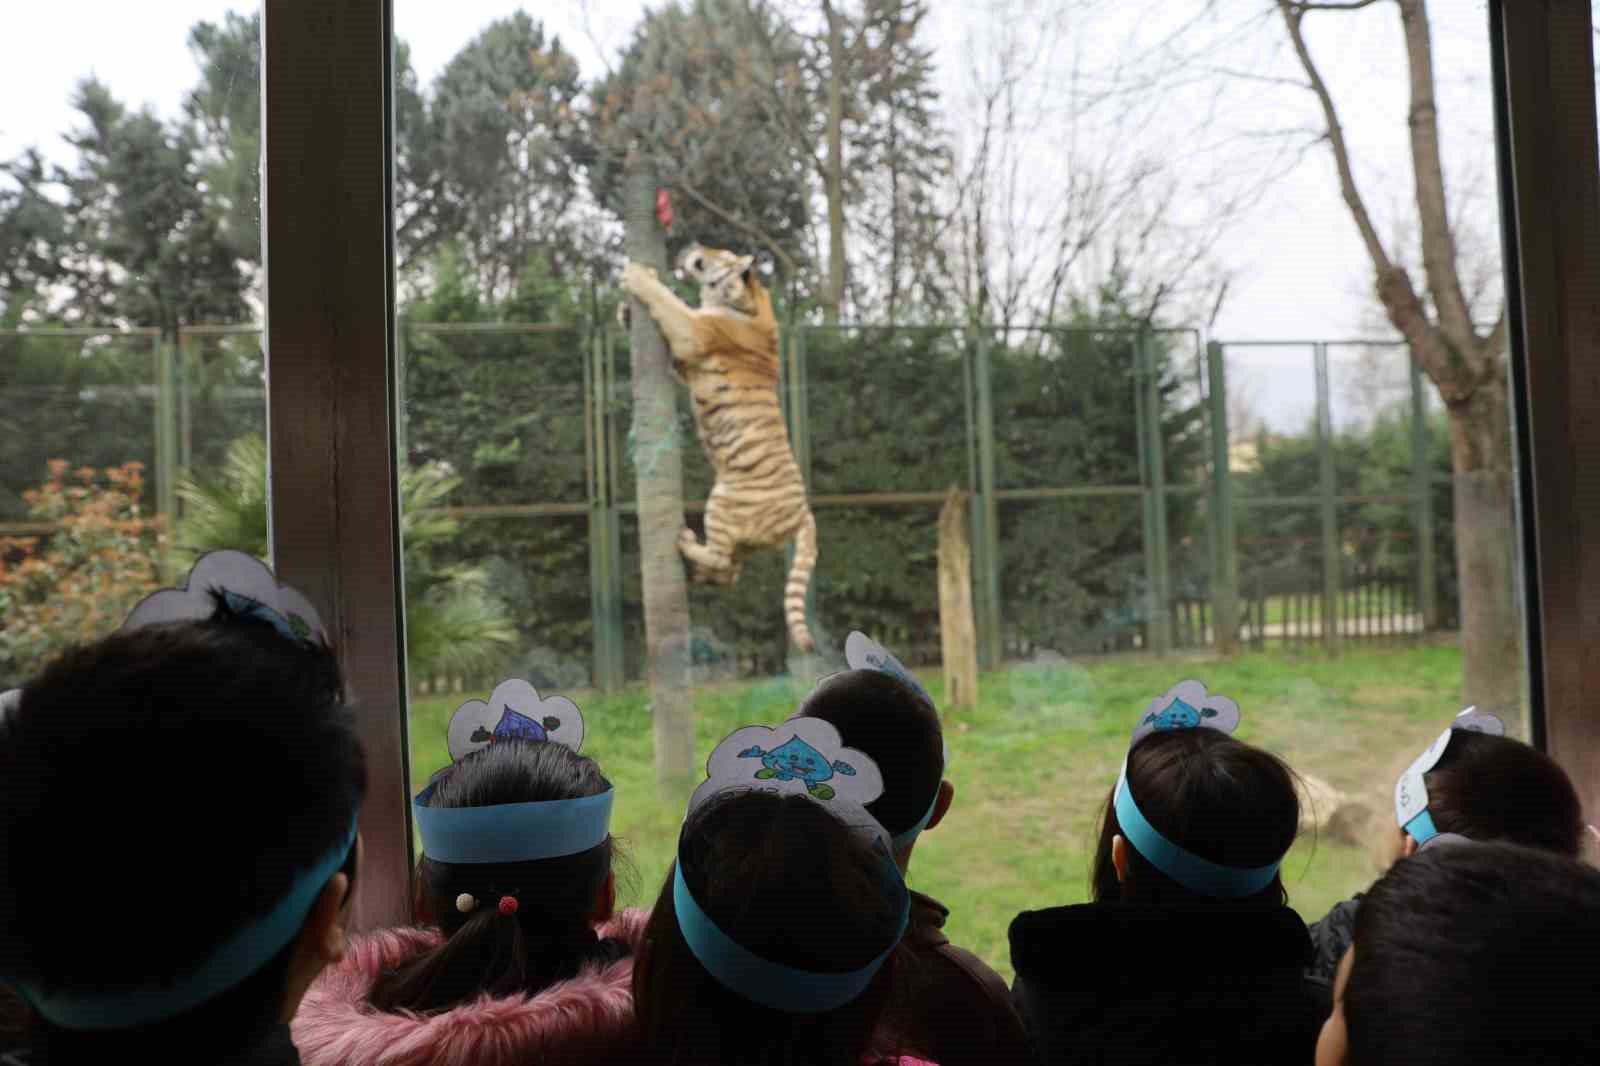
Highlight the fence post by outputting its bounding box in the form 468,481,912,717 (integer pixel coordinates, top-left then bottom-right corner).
973,325,1003,668
781,317,819,654
153,333,179,581
1139,329,1177,656
1207,341,1239,654
585,314,611,692
602,327,625,688
1314,343,1343,654
1409,353,1438,632
177,329,193,475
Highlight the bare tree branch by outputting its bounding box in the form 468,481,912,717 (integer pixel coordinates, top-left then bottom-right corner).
1396,0,1477,353
1277,1,1396,277
1292,0,1384,10
672,176,800,277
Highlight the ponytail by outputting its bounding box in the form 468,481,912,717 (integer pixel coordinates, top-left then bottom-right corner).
370,875,615,1013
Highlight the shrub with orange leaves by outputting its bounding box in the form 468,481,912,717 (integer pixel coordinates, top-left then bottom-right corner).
0,461,164,687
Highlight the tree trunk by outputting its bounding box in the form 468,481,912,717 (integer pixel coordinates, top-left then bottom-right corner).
625,159,695,794
822,0,847,324
938,485,979,710
1278,0,1523,727
1446,376,1524,724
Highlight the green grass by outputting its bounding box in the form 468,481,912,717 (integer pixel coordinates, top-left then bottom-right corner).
408,640,1467,980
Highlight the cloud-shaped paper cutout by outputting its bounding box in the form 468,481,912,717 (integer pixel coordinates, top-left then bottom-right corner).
1450,706,1505,737
689,716,885,819
1394,706,1508,828
1131,680,1240,745
121,550,325,644
844,631,932,705
446,678,585,763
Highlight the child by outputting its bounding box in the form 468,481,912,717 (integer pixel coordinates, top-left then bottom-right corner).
1009,682,1326,1066
292,681,642,1066
794,648,1028,1066
0,552,366,1065
1316,841,1600,1066
1307,708,1583,981
632,713,935,1066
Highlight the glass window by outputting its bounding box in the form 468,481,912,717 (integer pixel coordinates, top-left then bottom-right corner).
390,2,1527,974
1,5,264,689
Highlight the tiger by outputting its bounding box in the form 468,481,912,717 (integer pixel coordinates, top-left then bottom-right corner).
620,244,817,653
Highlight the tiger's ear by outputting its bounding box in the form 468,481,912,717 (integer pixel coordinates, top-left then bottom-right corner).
736,254,755,278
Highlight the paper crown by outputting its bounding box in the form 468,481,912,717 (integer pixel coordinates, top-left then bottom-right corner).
1115,680,1279,899
677,716,908,1013
844,630,932,705
415,679,612,865
444,678,585,762
687,716,887,823
1394,707,1506,845
121,550,326,645
1130,680,1240,746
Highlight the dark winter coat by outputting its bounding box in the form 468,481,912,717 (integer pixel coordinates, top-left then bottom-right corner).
1305,894,1363,983
1009,902,1331,1066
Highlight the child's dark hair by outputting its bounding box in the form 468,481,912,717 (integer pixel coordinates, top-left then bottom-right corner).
1414,730,1582,854
1091,729,1300,906
632,791,912,1066
1343,841,1600,1065
369,739,622,1013
0,602,366,1050
793,670,943,838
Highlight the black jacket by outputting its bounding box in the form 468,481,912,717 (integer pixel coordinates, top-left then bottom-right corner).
1305,894,1363,983
1009,903,1331,1066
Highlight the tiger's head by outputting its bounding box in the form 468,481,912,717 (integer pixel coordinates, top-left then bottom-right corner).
678,244,759,316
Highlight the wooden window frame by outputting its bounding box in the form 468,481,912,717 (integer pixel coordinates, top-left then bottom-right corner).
256,0,1599,929
1494,0,1600,828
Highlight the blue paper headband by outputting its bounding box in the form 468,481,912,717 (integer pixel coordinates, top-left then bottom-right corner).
1114,685,1281,899
12,820,357,1030
673,851,910,1013
414,782,615,863
416,679,611,864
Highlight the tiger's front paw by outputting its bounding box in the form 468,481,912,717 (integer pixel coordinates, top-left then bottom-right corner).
621,260,657,296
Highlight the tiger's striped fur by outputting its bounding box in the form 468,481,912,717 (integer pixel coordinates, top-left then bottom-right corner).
620,245,817,652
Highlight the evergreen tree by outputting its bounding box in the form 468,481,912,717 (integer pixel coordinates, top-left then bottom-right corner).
587,0,815,281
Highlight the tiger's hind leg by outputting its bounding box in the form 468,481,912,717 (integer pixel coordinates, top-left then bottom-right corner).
678,497,742,585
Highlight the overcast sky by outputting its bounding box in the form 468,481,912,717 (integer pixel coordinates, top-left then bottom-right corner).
0,1,1510,431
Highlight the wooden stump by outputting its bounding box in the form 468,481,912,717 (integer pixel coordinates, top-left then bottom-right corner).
938,485,979,710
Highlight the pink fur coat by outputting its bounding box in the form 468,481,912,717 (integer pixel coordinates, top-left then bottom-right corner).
290,908,648,1066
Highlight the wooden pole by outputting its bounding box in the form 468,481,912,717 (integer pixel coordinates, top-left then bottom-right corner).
1207,341,1240,654
625,156,694,794
938,485,979,710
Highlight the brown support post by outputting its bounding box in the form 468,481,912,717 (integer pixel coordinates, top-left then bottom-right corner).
938,485,979,710
263,0,411,931
1495,1,1600,814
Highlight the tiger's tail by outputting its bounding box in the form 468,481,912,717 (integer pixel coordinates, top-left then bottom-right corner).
785,509,818,653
